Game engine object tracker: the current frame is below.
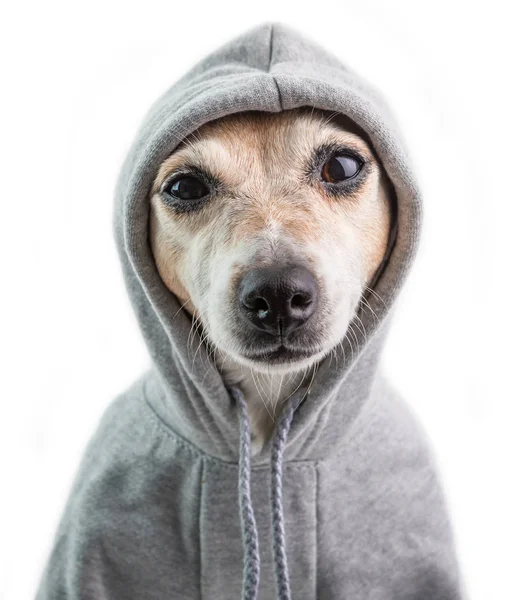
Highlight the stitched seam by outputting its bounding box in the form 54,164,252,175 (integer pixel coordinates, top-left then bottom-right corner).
142,388,317,471
267,23,275,70
142,395,203,461
199,459,204,600
204,458,317,472
315,461,320,599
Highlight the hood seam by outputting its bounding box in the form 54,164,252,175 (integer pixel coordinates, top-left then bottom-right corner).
142,386,319,470
268,23,284,110
315,461,320,600
198,459,204,600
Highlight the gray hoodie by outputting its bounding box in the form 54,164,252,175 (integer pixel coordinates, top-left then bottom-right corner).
35,22,465,600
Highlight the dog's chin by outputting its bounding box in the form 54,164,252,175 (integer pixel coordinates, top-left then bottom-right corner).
228,343,330,375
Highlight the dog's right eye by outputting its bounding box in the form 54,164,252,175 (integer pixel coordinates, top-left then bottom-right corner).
164,176,209,201
321,153,363,183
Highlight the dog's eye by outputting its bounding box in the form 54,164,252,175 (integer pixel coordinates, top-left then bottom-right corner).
321,154,362,183
165,176,209,201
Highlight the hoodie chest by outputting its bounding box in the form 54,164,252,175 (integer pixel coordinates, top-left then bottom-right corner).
199,459,318,600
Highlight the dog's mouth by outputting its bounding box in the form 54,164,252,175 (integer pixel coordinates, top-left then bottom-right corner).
242,343,320,364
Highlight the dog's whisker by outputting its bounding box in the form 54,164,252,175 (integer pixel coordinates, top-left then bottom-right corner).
365,286,387,309
171,299,190,323
282,365,310,407
290,361,319,417
348,323,360,350
329,345,337,370
276,371,285,406
321,110,342,127
180,128,204,154
351,315,367,346
187,312,206,355
352,317,367,344
337,334,347,369
187,319,197,352
308,361,318,395
250,368,265,409
251,367,275,422
188,317,200,350
256,370,271,411
192,327,210,371
205,336,218,365
344,330,354,369
187,305,213,358
359,296,380,326
189,309,213,371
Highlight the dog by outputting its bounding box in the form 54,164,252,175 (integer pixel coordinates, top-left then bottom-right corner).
35,24,465,600
150,108,393,455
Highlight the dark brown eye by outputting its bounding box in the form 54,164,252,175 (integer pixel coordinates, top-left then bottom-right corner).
165,176,209,200
321,154,362,183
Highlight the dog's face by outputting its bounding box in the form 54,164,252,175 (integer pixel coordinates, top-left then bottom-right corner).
150,109,391,375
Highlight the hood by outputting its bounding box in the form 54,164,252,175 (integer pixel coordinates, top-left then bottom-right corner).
113,22,421,466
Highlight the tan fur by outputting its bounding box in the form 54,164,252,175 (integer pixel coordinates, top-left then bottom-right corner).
149,108,391,453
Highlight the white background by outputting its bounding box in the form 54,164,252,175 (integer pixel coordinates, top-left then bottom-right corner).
1,2,518,599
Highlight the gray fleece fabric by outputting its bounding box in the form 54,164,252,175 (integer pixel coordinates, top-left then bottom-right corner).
35,22,466,600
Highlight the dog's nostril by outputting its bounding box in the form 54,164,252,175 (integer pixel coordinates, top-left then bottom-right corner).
246,296,269,316
291,293,309,309
238,265,318,336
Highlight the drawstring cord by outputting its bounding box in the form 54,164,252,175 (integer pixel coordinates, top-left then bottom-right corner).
230,386,303,600
233,386,261,600
270,395,298,600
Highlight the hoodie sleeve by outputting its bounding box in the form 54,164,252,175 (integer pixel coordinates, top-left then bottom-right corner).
35,399,124,600
34,385,149,600
316,380,467,599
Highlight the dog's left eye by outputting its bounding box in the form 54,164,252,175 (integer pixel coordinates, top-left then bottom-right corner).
164,176,209,201
321,153,362,183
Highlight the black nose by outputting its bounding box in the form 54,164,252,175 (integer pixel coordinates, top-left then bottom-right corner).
238,266,318,336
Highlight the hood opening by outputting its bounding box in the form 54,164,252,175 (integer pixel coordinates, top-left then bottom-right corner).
115,20,421,465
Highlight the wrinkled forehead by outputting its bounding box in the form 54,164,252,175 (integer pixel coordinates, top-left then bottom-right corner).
152,109,376,191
